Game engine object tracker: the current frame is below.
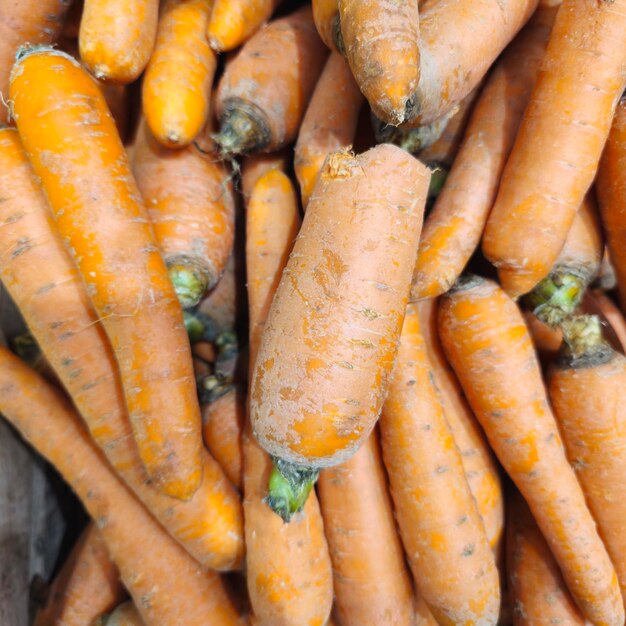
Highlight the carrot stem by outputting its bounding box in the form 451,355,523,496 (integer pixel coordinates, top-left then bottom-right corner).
524,269,586,326
560,314,610,363
265,458,320,522
215,102,270,155
168,257,211,309
184,310,219,343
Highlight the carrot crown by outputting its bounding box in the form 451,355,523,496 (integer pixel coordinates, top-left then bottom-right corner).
559,315,613,368
265,458,319,523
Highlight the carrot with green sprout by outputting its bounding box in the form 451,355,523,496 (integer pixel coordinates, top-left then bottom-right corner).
241,151,290,199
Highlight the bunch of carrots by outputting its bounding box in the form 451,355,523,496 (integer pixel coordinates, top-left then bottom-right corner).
2,0,626,625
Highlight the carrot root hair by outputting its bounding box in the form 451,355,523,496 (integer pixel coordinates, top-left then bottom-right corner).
215,100,271,155
167,255,215,309
265,458,320,522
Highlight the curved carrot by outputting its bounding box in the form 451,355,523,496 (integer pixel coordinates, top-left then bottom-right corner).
132,122,236,308
294,52,363,208
251,145,430,518
317,431,417,626
582,290,626,354
215,7,327,155
411,7,554,300
438,275,623,626
100,601,145,626
0,127,244,570
0,348,243,626
338,0,419,125
11,48,202,499
381,304,500,626
142,0,216,148
483,0,626,298
79,0,158,83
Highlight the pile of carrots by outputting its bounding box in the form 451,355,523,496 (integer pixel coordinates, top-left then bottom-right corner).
2,0,626,624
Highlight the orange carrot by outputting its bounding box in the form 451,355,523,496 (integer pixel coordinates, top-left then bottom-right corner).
215,7,327,155
250,145,430,518
596,249,617,291
241,150,290,199
294,52,363,208
79,0,158,83
439,275,623,626
582,290,626,354
0,127,244,570
0,347,244,626
313,0,340,52
132,122,236,308
483,0,626,298
381,304,500,626
197,254,241,334
99,601,145,626
11,48,203,499
522,311,563,365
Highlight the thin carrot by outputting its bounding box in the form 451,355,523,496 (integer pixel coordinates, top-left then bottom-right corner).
132,122,235,308
381,303,500,626
483,0,626,298
294,52,363,208
251,145,430,519
438,275,623,626
0,347,244,626
11,47,203,499
317,431,417,626
79,0,158,83
582,290,626,354
99,601,145,626
0,127,244,570
411,6,555,300
215,7,327,155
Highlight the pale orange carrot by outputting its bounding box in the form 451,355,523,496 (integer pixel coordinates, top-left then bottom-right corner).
241,150,290,199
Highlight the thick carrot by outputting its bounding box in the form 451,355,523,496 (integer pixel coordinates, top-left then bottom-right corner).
245,169,333,626
438,275,623,626
483,0,626,298
411,6,554,300
582,290,626,354
317,431,417,626
507,490,588,626
100,601,145,626
338,0,419,125
215,7,327,155
417,298,504,554
0,127,244,570
312,0,340,52
294,52,363,208
381,304,500,626
549,314,626,608
11,48,203,499
132,122,236,308
33,524,124,626
0,348,244,626
251,145,430,518
79,0,158,83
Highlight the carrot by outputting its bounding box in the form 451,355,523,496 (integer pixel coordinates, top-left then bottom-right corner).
0,348,244,626
214,7,327,155
438,275,624,626
99,601,145,626
582,290,626,354
33,524,124,626
548,314,626,609
483,0,626,299
522,311,563,366
312,0,341,53
0,0,72,123
251,145,430,519
0,127,244,570
241,150,290,199
79,0,158,83
417,298,504,554
317,431,417,626
11,48,203,499
338,0,419,125
381,303,500,626
294,52,363,208
132,122,236,308
507,489,588,626
197,254,241,334
245,168,333,626
411,7,554,300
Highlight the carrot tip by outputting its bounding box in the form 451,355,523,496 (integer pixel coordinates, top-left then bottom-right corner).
167,256,213,309
215,100,271,156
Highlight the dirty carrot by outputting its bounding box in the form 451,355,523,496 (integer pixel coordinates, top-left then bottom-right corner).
214,7,327,155
312,0,341,52
10,48,203,499
99,601,145,626
582,290,626,354
439,275,623,626
251,145,430,518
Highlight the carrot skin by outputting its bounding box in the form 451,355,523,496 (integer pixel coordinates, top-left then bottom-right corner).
100,601,145,626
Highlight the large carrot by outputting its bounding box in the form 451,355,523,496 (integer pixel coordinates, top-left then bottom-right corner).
294,52,363,208
10,48,203,499
79,0,158,83
483,0,626,298
411,6,554,300
132,122,235,308
0,127,244,570
245,168,334,626
142,0,217,148
338,0,419,125
312,0,340,52
214,7,327,155
381,304,500,626
251,145,430,518
0,348,244,626
99,602,145,626
317,431,417,626
438,275,623,626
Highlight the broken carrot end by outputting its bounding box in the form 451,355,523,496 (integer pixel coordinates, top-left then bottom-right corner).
265,457,319,523
167,256,211,309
